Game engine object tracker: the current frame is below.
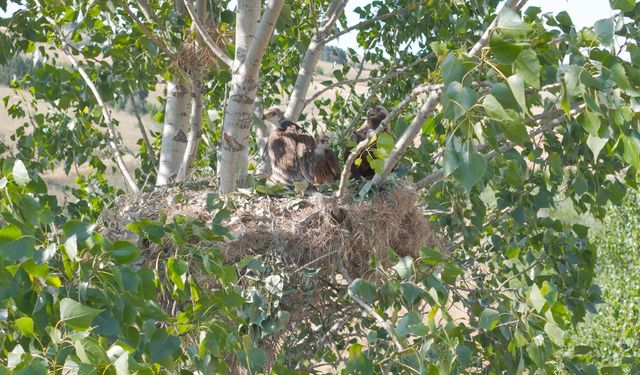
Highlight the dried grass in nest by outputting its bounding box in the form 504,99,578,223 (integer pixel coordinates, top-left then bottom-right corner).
173,25,230,74
223,183,444,278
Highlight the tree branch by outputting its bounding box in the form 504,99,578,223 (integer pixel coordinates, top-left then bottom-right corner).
335,83,441,199
371,89,441,186
371,0,523,187
285,0,349,120
244,0,285,75
468,0,523,58
176,71,203,181
415,103,586,190
326,4,414,43
122,1,175,60
130,95,158,170
182,0,233,67
37,5,140,194
134,0,155,22
341,266,404,352
303,55,435,110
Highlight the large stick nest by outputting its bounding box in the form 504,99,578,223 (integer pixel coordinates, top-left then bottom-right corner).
224,184,443,277
100,180,443,279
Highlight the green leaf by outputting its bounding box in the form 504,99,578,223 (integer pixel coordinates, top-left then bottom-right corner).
113,352,129,375
496,7,530,40
12,159,29,186
442,81,478,121
441,53,467,84
529,284,547,313
15,316,34,337
629,45,640,67
345,343,373,373
442,261,463,284
452,149,487,192
544,322,565,346
587,130,610,161
167,257,188,291
59,298,102,331
376,132,394,153
489,34,524,64
622,132,640,170
148,329,181,363
264,275,284,296
610,0,635,12
13,359,47,375
64,234,78,261
564,65,584,97
594,18,614,46
74,337,109,365
420,247,446,265
507,74,527,111
392,256,414,280
62,221,93,243
478,308,500,330
443,146,460,177
105,241,140,264
556,11,573,26
0,225,34,262
395,311,427,337
351,278,377,303
502,109,529,146
400,283,421,305
370,158,385,174
610,63,631,90
578,111,602,135
236,347,266,374
513,49,540,88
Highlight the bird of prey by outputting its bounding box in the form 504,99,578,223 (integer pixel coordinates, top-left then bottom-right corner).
313,134,340,185
263,107,316,189
345,105,390,180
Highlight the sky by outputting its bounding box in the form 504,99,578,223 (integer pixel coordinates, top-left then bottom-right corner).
329,0,615,51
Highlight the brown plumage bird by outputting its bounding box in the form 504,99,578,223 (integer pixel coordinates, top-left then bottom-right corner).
263,107,316,188
345,105,390,180
313,134,340,185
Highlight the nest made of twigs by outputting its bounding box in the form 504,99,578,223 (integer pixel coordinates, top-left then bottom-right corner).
223,183,443,278
173,25,230,74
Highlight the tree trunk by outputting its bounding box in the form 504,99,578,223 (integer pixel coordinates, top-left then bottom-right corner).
284,0,348,121
176,68,203,181
156,77,192,186
218,0,284,193
176,0,206,181
253,102,272,177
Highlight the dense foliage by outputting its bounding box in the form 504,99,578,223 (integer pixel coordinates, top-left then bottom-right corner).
1,0,640,373
569,192,640,371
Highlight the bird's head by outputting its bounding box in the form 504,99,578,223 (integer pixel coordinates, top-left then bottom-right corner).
367,105,389,129
315,134,331,151
263,106,284,126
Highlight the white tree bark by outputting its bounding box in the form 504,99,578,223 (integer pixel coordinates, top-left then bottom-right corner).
176,67,203,181
284,0,349,121
218,0,284,193
176,0,206,181
156,77,192,186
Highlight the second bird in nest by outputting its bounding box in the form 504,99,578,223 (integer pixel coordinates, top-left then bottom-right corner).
345,105,390,180
313,134,340,185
